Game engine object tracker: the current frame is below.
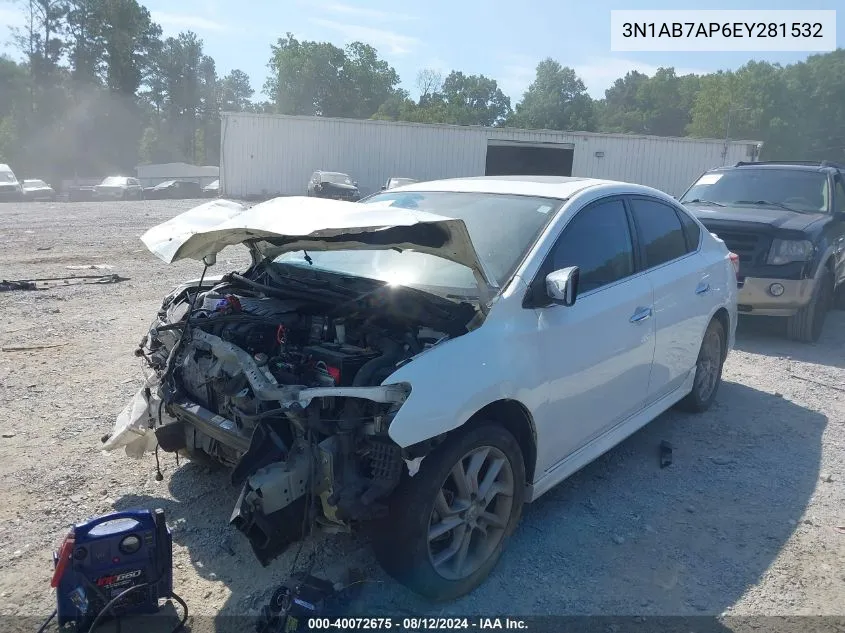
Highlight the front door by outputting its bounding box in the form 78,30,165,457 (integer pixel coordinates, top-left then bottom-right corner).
531,197,656,474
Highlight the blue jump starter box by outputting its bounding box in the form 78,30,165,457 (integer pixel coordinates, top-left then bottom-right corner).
52,508,173,630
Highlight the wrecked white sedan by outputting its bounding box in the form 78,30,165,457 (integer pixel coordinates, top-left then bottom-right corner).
104,176,739,601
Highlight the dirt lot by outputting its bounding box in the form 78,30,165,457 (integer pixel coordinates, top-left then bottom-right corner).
1,200,844,630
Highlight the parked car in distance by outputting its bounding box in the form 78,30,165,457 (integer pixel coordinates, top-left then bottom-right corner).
306,170,361,200
68,185,96,202
679,160,845,342
0,164,23,202
143,180,202,200
21,179,57,201
202,179,219,197
94,176,144,200
105,176,739,602
382,177,418,191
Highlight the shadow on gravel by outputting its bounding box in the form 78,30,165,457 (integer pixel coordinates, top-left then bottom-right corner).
733,310,845,369
112,381,827,629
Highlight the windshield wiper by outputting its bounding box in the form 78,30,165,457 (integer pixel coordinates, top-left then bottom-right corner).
734,200,801,213
682,199,726,207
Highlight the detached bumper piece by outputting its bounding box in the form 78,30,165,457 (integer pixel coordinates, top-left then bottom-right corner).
229,424,312,566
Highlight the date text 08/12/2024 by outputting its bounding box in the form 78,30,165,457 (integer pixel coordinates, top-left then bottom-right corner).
307,618,528,630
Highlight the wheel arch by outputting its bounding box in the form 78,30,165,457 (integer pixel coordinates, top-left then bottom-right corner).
455,399,538,485
711,306,731,358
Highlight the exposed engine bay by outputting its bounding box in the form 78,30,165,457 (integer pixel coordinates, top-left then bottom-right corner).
107,261,480,565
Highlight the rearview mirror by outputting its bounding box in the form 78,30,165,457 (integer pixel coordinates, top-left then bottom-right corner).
546,267,579,306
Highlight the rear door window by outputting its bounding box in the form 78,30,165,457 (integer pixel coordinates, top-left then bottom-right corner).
629,197,689,269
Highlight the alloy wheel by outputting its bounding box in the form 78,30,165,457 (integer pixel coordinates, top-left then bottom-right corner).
427,445,515,580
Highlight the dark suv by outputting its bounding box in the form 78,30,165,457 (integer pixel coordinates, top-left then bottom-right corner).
679,160,845,342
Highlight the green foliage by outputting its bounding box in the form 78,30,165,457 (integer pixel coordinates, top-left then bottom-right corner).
264,34,401,118
511,59,595,131
2,0,845,184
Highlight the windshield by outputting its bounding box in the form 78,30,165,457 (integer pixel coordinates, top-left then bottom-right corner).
155,181,176,188
271,191,560,295
24,180,46,187
389,178,416,188
321,172,352,185
0,171,15,182
101,176,128,186
206,179,219,188
680,169,830,213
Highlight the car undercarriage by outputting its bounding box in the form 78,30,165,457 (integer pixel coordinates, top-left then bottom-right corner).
111,261,480,565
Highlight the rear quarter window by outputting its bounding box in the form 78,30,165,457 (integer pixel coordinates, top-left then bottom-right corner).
676,208,702,251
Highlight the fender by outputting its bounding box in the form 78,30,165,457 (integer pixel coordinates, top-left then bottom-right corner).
385,278,542,449
810,243,841,286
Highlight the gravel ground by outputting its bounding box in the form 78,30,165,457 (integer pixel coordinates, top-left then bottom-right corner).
1,200,844,631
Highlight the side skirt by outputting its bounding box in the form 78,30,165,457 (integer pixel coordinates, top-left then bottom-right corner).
525,367,695,502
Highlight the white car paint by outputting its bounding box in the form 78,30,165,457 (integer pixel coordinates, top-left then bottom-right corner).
140,195,495,301
130,176,738,506
378,178,738,501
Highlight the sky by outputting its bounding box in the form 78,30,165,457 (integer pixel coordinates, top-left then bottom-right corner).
1,0,842,102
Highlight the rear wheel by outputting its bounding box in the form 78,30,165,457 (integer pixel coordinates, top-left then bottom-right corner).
372,424,525,601
786,270,833,343
832,281,845,311
677,318,725,413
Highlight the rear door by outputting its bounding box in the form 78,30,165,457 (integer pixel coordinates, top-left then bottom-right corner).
628,195,711,403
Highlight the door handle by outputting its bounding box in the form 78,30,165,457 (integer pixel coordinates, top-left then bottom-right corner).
630,307,653,323
695,282,711,295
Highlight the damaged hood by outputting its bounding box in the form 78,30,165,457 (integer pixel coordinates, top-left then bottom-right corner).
141,196,497,296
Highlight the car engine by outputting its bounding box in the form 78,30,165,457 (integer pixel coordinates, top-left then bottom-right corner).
130,269,478,565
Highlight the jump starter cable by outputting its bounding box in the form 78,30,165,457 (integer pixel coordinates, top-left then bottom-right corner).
36,582,188,633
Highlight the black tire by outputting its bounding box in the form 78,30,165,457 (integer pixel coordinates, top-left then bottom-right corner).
677,318,726,413
832,282,845,311
786,270,833,343
372,423,525,602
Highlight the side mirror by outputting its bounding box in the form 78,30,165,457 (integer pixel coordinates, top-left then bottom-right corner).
381,185,386,190
353,181,359,187
545,267,580,306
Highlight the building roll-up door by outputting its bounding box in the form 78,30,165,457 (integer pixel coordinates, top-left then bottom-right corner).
485,140,575,177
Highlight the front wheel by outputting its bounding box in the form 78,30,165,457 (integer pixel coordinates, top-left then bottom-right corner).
372,424,525,601
677,318,725,413
786,271,833,343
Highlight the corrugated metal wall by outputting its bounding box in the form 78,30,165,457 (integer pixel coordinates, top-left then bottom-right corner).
220,113,761,199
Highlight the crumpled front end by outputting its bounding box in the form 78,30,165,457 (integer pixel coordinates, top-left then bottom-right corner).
103,266,477,565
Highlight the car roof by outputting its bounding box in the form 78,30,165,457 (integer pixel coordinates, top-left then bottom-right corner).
387,175,643,199
708,162,842,174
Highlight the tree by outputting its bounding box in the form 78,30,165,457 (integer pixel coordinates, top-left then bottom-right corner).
599,68,700,137
12,0,67,87
511,59,595,131
264,33,346,116
687,61,800,159
416,68,442,100
439,71,511,126
220,69,253,112
197,54,219,164
263,34,400,119
339,42,401,118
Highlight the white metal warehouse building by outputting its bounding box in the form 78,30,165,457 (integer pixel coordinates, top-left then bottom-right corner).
219,112,763,199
